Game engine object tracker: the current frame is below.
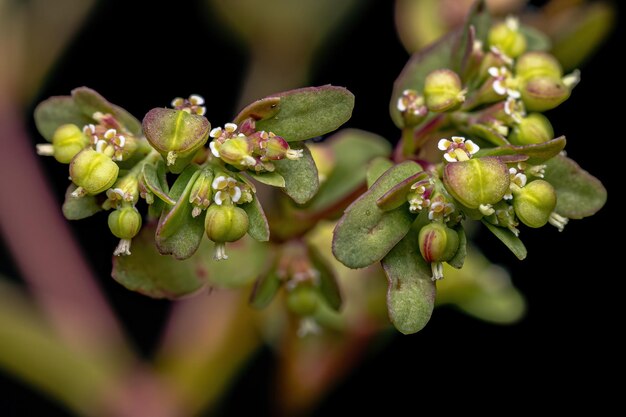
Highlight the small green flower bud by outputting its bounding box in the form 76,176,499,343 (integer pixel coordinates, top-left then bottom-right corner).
520,76,570,112
512,179,557,228
188,168,214,217
204,204,249,243
424,69,466,112
108,206,142,239
515,52,563,82
396,89,428,127
264,133,291,160
50,124,91,163
509,113,554,145
218,135,256,168
286,284,320,317
418,223,459,263
488,17,527,59
443,157,510,210
70,148,119,195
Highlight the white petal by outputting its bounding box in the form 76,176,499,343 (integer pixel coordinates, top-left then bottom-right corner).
451,136,465,143
225,123,237,132
209,141,220,157
212,176,227,190
438,139,451,150
190,94,205,105
104,129,117,139
507,89,521,99
397,97,407,112
214,190,224,205
231,186,242,203
493,81,507,96
443,153,456,163
464,140,479,154
488,66,500,77
210,127,222,138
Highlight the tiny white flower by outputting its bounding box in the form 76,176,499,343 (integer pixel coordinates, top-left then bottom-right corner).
210,127,222,138
189,94,205,105
209,141,220,157
224,123,237,133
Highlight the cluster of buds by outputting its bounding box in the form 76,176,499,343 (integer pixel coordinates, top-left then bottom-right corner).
209,119,303,172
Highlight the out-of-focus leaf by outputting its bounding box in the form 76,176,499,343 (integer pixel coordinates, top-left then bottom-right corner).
34,96,91,141
248,171,286,188
466,124,509,146
71,87,142,136
255,86,354,142
62,184,102,220
366,157,394,188
241,197,270,242
156,165,204,260
482,220,527,260
543,155,606,219
382,219,436,335
520,25,551,52
306,130,391,213
333,161,422,269
233,97,281,124
550,2,615,71
250,270,282,309
142,160,175,205
274,143,319,204
475,136,566,164
309,245,342,311
112,225,205,299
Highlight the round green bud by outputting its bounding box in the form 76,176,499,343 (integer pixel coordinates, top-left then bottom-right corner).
515,52,563,82
204,204,249,243
70,148,119,195
51,124,90,164
509,113,554,145
286,284,319,317
424,69,465,112
512,179,557,228
418,223,459,263
108,206,142,239
219,136,254,168
520,76,570,112
488,19,527,59
443,157,510,209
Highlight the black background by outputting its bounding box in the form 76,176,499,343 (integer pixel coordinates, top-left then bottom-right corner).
1,0,622,415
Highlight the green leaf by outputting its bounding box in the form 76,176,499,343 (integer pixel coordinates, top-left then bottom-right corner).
142,160,175,205
233,96,281,124
466,124,509,146
112,225,205,299
155,165,204,260
249,270,282,309
366,157,394,188
382,220,436,335
142,108,210,173
520,25,551,52
543,155,606,219
454,0,491,72
203,238,273,288
475,136,566,164
306,129,391,213
241,198,270,242
274,143,319,204
34,96,92,142
482,220,527,260
308,245,342,311
248,171,286,188
255,86,354,142
71,87,142,136
376,170,425,211
62,184,102,220
332,161,422,269
447,224,467,269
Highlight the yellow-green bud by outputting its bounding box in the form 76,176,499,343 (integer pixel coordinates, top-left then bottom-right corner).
204,204,249,243
424,69,466,112
70,148,119,195
286,284,320,317
515,52,563,82
188,168,214,217
443,157,510,209
520,76,570,112
509,113,554,145
488,18,527,59
218,136,256,168
418,223,459,263
512,179,557,228
108,206,142,239
51,124,90,164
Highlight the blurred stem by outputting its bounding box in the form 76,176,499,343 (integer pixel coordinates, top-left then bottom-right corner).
237,47,312,109
0,279,116,417
156,290,261,415
0,103,133,367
